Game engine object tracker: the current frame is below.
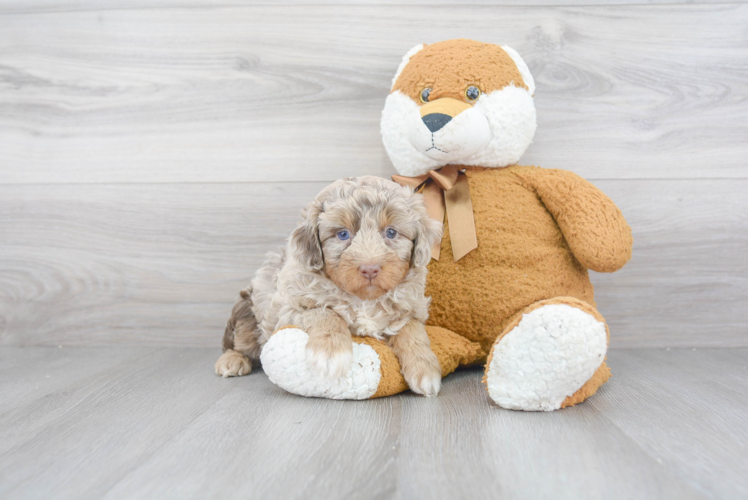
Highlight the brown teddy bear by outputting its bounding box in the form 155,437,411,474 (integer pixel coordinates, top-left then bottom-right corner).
261,39,632,410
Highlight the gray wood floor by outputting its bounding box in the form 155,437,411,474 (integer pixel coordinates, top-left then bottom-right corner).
1,346,746,499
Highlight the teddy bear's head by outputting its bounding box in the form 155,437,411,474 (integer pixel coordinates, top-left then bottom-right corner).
381,39,536,177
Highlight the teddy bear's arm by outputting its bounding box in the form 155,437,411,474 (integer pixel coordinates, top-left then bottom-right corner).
519,168,633,273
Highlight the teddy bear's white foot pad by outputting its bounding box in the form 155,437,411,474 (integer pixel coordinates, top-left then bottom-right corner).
260,328,381,400
486,304,607,411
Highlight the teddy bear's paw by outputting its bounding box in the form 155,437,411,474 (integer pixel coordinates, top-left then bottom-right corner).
485,304,607,411
260,328,382,400
215,349,252,378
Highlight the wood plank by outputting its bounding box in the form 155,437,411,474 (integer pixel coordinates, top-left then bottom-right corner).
591,179,748,348
0,347,237,498
1,178,745,348
394,365,706,500
103,363,401,499
0,346,150,420
3,347,747,498
110,366,706,500
0,182,325,346
0,346,400,499
591,349,748,498
0,0,742,16
1,4,746,183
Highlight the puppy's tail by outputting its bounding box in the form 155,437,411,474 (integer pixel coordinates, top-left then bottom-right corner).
222,286,262,361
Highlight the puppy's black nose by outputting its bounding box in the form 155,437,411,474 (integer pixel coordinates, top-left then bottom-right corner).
359,264,381,280
422,113,452,133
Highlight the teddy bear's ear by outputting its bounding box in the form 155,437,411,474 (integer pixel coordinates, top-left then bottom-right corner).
501,45,535,95
391,44,426,90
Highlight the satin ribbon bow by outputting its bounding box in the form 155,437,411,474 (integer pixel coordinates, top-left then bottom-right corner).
392,165,477,262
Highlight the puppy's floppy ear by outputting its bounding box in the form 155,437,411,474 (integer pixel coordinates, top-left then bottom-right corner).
411,211,443,268
290,200,324,271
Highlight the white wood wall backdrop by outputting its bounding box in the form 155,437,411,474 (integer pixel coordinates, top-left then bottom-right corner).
2,5,748,183
0,0,744,14
1,4,746,347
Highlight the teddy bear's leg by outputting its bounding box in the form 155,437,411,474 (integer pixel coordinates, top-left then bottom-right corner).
260,325,483,400
483,297,611,411
260,327,387,399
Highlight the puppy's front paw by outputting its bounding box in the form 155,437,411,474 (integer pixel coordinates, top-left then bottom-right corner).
402,353,442,397
305,335,354,380
215,350,252,378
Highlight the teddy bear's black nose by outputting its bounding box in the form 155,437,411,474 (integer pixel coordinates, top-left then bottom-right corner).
422,113,452,133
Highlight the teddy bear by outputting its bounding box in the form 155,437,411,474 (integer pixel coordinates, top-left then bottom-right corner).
261,39,632,411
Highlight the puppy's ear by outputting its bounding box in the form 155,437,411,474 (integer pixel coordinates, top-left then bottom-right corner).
290,200,324,271
411,212,442,268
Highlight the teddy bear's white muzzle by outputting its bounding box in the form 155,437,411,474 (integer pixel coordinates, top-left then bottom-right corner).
407,107,492,164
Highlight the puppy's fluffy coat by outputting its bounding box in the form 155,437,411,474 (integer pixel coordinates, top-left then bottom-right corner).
215,176,444,396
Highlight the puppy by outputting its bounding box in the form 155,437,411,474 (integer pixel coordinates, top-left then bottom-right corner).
215,176,444,396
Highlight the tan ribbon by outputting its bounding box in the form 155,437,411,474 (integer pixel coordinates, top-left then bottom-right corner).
392,165,477,262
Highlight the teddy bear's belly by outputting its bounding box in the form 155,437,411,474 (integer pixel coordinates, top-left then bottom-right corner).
425,168,595,356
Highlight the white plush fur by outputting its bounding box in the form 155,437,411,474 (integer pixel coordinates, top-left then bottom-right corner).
381,83,536,177
407,105,492,165
381,91,442,177
485,305,607,411
460,86,537,168
261,328,381,400
502,45,535,95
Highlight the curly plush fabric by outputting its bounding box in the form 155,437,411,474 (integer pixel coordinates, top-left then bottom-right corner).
484,297,613,409
426,166,633,357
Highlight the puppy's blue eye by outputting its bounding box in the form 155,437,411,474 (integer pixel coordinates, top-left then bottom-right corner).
337,230,350,241
385,228,398,239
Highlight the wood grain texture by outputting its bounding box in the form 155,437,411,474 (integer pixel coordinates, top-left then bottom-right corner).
1,0,743,16
1,4,747,183
591,179,748,348
0,182,325,346
1,179,745,348
1,346,746,499
592,349,748,499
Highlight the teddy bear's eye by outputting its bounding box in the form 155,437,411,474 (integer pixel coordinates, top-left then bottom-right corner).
420,88,432,103
465,85,481,101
